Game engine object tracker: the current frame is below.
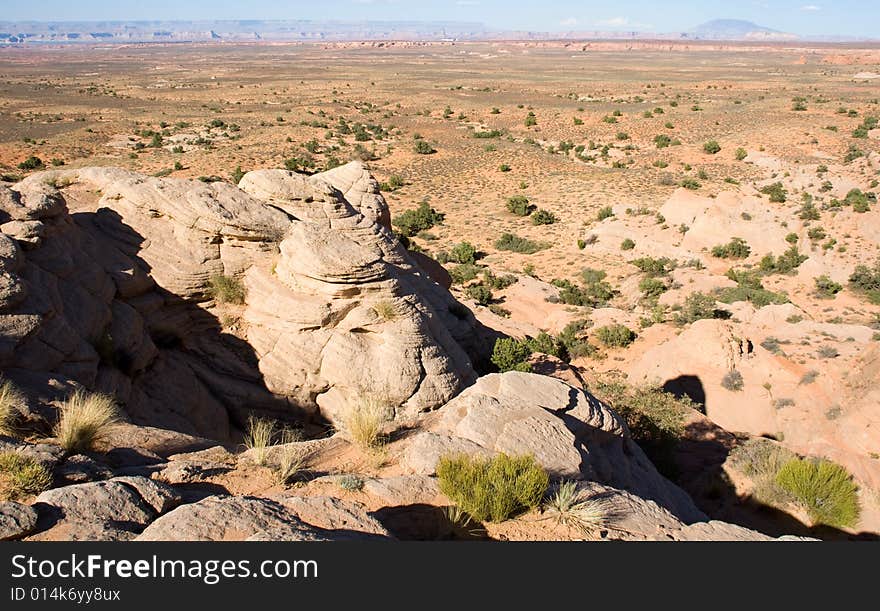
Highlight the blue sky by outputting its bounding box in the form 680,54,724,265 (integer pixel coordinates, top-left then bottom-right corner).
2,1,877,38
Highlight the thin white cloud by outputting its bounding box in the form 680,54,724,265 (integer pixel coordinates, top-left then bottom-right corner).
560,17,578,27
800,4,821,11
596,17,629,27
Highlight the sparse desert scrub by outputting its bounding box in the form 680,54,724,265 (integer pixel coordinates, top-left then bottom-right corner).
0,380,25,437
494,233,548,254
542,480,606,536
729,438,797,506
776,458,861,529
594,324,636,348
703,140,721,154
721,370,744,392
54,391,119,453
436,453,549,523
392,201,444,237
338,473,365,492
505,195,533,216
274,444,310,486
343,396,389,451
208,274,246,305
491,337,532,372
711,237,751,259
531,209,557,225
0,451,52,501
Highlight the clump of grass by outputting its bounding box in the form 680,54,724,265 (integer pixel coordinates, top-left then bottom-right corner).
372,300,397,321
594,324,636,348
436,453,549,523
0,452,52,501
343,396,389,451
0,380,25,437
244,416,276,466
54,391,119,453
729,439,797,506
208,274,246,305
776,458,861,529
274,444,310,486
494,232,549,254
543,481,606,535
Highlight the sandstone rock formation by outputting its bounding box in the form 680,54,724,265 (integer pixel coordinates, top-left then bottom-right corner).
401,371,704,522
0,164,485,439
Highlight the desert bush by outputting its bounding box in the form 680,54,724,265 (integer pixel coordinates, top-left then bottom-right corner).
735,147,748,161
482,270,517,290
208,274,246,305
639,277,667,300
844,188,872,213
447,242,477,265
17,156,44,171
0,380,25,437
717,269,789,306
465,284,494,306
338,474,365,491
711,237,751,259
703,140,721,154
494,233,548,254
506,195,533,216
758,246,808,275
393,201,444,237
631,256,674,277
448,263,481,285
0,452,52,501
543,480,606,535
594,324,636,348
436,453,549,523
414,140,436,155
274,445,309,486
680,178,701,190
491,338,532,373
597,206,614,221
760,182,787,203
776,458,860,529
524,112,537,127
621,238,635,251
54,391,119,453
673,292,725,325
531,209,557,225
594,380,692,476
343,396,389,451
849,259,880,304
654,134,671,148
721,370,744,392
814,275,842,298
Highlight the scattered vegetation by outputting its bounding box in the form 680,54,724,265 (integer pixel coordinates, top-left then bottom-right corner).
0,380,25,437
208,274,246,305
393,201,445,237
594,324,636,348
436,453,549,523
776,458,861,529
343,396,389,451
0,452,52,501
495,233,549,254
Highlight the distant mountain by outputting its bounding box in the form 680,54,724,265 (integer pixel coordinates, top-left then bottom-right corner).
690,19,797,40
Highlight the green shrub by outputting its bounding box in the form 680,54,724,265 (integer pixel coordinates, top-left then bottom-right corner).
735,147,748,161
494,233,548,254
620,238,635,251
550,269,615,307
491,338,532,372
638,277,667,300
711,237,751,259
849,259,880,304
414,140,436,154
759,247,808,275
631,256,674,277
17,156,44,171
393,201,444,237
776,458,860,529
760,182,787,203
680,178,701,190
208,274,246,305
506,195,533,216
729,439,797,506
0,452,52,501
703,140,721,154
597,206,614,221
595,324,636,348
448,263,481,285
531,209,557,225
673,292,725,325
482,270,517,290
654,134,671,148
465,284,494,306
815,275,842,298
448,242,477,265
524,112,537,127
844,188,871,213
436,453,549,523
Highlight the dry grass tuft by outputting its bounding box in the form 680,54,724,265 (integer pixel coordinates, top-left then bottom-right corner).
0,380,26,437
343,396,390,451
542,480,606,536
54,391,119,453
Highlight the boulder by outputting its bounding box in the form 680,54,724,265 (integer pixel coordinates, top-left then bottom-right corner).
0,501,39,540
401,372,704,522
